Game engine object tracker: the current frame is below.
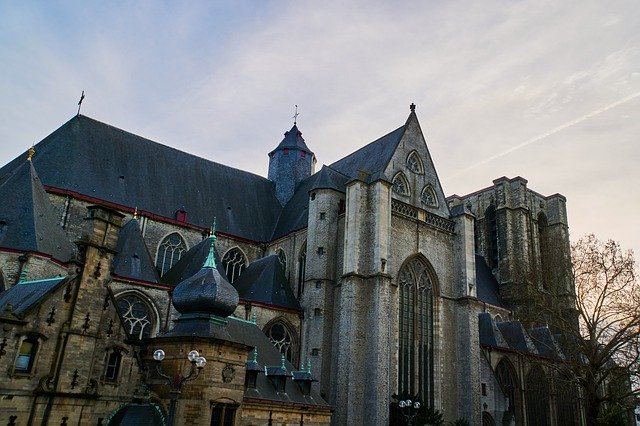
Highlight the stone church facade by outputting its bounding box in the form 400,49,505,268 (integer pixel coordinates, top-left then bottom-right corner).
0,104,578,425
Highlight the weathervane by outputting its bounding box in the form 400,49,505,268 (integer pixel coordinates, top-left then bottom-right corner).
77,91,85,116
292,105,299,125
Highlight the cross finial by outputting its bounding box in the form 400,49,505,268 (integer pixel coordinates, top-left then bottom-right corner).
77,91,85,116
292,105,299,125
203,217,217,268
410,103,416,112
27,145,36,161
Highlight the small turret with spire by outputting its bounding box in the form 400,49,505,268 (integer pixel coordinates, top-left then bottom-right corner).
267,106,317,205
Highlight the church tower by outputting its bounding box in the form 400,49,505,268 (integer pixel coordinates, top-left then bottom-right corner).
268,124,316,205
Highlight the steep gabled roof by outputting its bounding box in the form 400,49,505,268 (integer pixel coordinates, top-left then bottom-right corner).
478,313,510,349
329,125,406,179
0,160,75,262
0,276,71,317
233,255,301,311
112,219,160,284
0,115,281,242
272,165,349,239
475,255,509,309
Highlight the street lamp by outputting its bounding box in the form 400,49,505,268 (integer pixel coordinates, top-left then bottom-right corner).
398,399,421,426
153,348,207,426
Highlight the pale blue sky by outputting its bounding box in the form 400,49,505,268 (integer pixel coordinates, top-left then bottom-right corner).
1,0,639,255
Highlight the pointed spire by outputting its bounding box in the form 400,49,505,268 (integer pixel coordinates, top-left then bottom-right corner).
27,146,36,161
307,358,312,373
281,353,286,370
252,347,258,363
203,217,217,269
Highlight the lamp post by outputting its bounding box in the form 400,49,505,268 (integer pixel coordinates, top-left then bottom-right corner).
398,399,421,426
153,348,207,426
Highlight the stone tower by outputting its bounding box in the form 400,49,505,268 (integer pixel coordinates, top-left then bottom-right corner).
268,124,316,205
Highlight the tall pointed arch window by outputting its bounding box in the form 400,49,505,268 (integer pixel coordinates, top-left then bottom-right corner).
420,185,437,207
496,358,520,424
392,172,410,196
155,233,187,276
116,293,156,340
297,243,306,298
406,151,424,174
276,248,287,274
537,212,549,289
222,247,247,283
525,366,550,426
398,257,434,405
485,205,498,268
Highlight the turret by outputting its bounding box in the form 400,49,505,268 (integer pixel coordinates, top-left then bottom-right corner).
268,124,316,205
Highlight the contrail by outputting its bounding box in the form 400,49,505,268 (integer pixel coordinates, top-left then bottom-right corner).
446,91,640,180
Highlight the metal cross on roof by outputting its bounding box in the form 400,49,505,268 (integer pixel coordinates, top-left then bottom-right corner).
77,91,85,116
292,105,299,125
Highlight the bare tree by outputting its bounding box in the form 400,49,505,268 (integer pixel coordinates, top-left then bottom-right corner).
545,235,639,425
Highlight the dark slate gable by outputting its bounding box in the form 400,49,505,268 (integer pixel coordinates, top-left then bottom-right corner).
475,255,509,309
0,161,75,262
112,219,160,284
233,255,301,311
0,115,281,242
329,125,405,179
160,237,225,286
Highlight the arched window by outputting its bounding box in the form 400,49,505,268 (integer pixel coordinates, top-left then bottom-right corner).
104,348,124,382
482,411,496,426
420,185,437,207
392,172,410,196
485,205,498,268
406,151,424,174
398,257,434,405
264,319,298,366
116,293,155,340
495,358,520,424
537,212,549,289
494,314,503,323
556,371,580,425
297,243,306,298
222,247,247,283
276,248,287,274
155,233,187,276
526,365,550,426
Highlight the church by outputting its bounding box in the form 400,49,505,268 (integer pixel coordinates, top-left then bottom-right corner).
0,104,578,425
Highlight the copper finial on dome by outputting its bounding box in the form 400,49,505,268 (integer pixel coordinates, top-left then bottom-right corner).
27,146,36,161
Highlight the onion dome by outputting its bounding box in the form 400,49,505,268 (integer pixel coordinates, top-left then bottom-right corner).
171,225,239,318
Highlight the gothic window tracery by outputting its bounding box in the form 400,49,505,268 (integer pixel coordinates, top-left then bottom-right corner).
222,247,247,283
264,319,298,365
276,248,287,274
496,358,520,423
297,243,306,298
525,366,550,426
406,151,424,174
420,185,437,207
398,257,434,405
392,172,410,196
155,232,187,276
116,294,154,340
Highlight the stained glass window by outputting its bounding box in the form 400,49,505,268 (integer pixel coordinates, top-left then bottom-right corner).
398,258,433,405
222,247,247,283
496,358,520,423
155,233,187,276
117,294,153,340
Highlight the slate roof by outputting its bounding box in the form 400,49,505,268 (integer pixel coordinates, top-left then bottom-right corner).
478,312,509,349
329,125,406,179
475,255,508,309
107,403,165,426
0,115,281,242
160,237,225,286
233,255,301,311
496,321,539,354
0,160,75,262
272,165,349,239
112,219,160,284
269,124,314,155
529,326,565,360
0,276,70,317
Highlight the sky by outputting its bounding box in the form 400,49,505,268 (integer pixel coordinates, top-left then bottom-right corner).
1,1,639,256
